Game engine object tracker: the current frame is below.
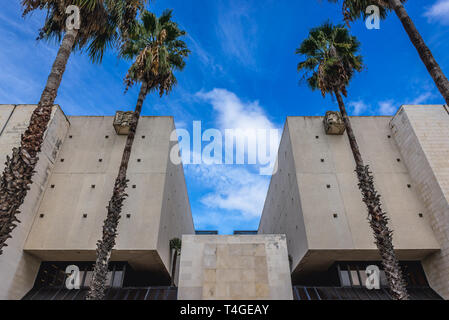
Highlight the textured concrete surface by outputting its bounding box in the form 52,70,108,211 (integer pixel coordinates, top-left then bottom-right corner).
259,115,441,282
0,105,69,299
178,235,293,300
391,105,449,299
24,115,195,277
0,105,194,299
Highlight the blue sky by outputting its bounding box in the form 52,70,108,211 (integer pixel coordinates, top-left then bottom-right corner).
1,0,449,234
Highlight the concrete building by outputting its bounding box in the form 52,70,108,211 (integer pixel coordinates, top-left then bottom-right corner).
259,105,449,300
0,105,194,299
177,235,292,300
0,104,447,300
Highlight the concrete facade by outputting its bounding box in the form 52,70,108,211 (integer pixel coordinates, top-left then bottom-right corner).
1,104,448,300
390,105,449,299
0,105,69,299
259,114,443,288
0,105,194,299
178,235,292,300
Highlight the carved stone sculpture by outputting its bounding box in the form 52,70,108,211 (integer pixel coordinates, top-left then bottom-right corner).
324,111,346,135
113,111,135,135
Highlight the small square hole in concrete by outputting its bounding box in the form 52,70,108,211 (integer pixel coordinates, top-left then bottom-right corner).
132,185,136,189
99,159,103,162
40,214,44,218
142,136,146,139
419,213,424,218
83,214,88,218
327,184,331,189
388,135,391,139
105,135,109,139
126,214,131,219
333,214,338,218
60,159,64,162
321,159,325,163
69,135,73,139
91,185,95,189
137,159,141,163
316,136,319,139
397,159,401,162
50,185,55,189
407,184,411,188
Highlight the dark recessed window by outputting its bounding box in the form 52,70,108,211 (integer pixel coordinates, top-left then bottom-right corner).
105,135,109,139
137,159,141,163
388,135,391,139
126,214,131,219
321,159,325,163
316,136,319,139
327,184,331,189
39,214,44,218
99,159,103,162
91,185,95,189
83,214,88,218
69,135,73,139
60,159,64,162
50,185,55,189
407,184,411,188
419,213,424,218
142,136,145,139
132,185,136,189
397,159,401,162
333,214,338,218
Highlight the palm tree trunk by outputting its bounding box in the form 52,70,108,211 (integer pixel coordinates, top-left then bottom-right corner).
334,90,409,300
86,81,148,300
170,250,178,287
389,0,449,106
0,28,78,255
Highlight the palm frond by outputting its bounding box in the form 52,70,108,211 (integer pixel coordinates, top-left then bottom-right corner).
21,0,149,63
121,9,190,96
296,22,363,96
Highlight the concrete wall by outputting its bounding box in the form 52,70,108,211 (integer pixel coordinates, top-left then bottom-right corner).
391,105,449,299
0,105,69,300
178,235,292,300
258,122,308,272
259,116,440,279
24,115,194,277
157,132,195,281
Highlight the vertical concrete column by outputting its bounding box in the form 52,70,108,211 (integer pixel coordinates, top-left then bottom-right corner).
0,105,69,299
391,105,449,299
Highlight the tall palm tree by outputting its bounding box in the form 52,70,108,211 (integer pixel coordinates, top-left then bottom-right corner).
0,0,147,256
169,238,182,287
296,22,409,300
86,9,190,300
328,0,449,106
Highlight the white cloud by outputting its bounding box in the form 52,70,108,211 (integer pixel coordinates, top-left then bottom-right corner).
196,88,280,173
409,91,434,104
348,100,369,116
187,165,269,219
186,89,279,223
197,88,275,131
424,0,449,25
216,0,258,67
378,100,397,115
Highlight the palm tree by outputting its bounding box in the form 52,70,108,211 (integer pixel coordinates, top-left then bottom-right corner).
296,22,409,300
328,0,449,106
169,238,182,287
86,9,190,300
0,0,147,256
